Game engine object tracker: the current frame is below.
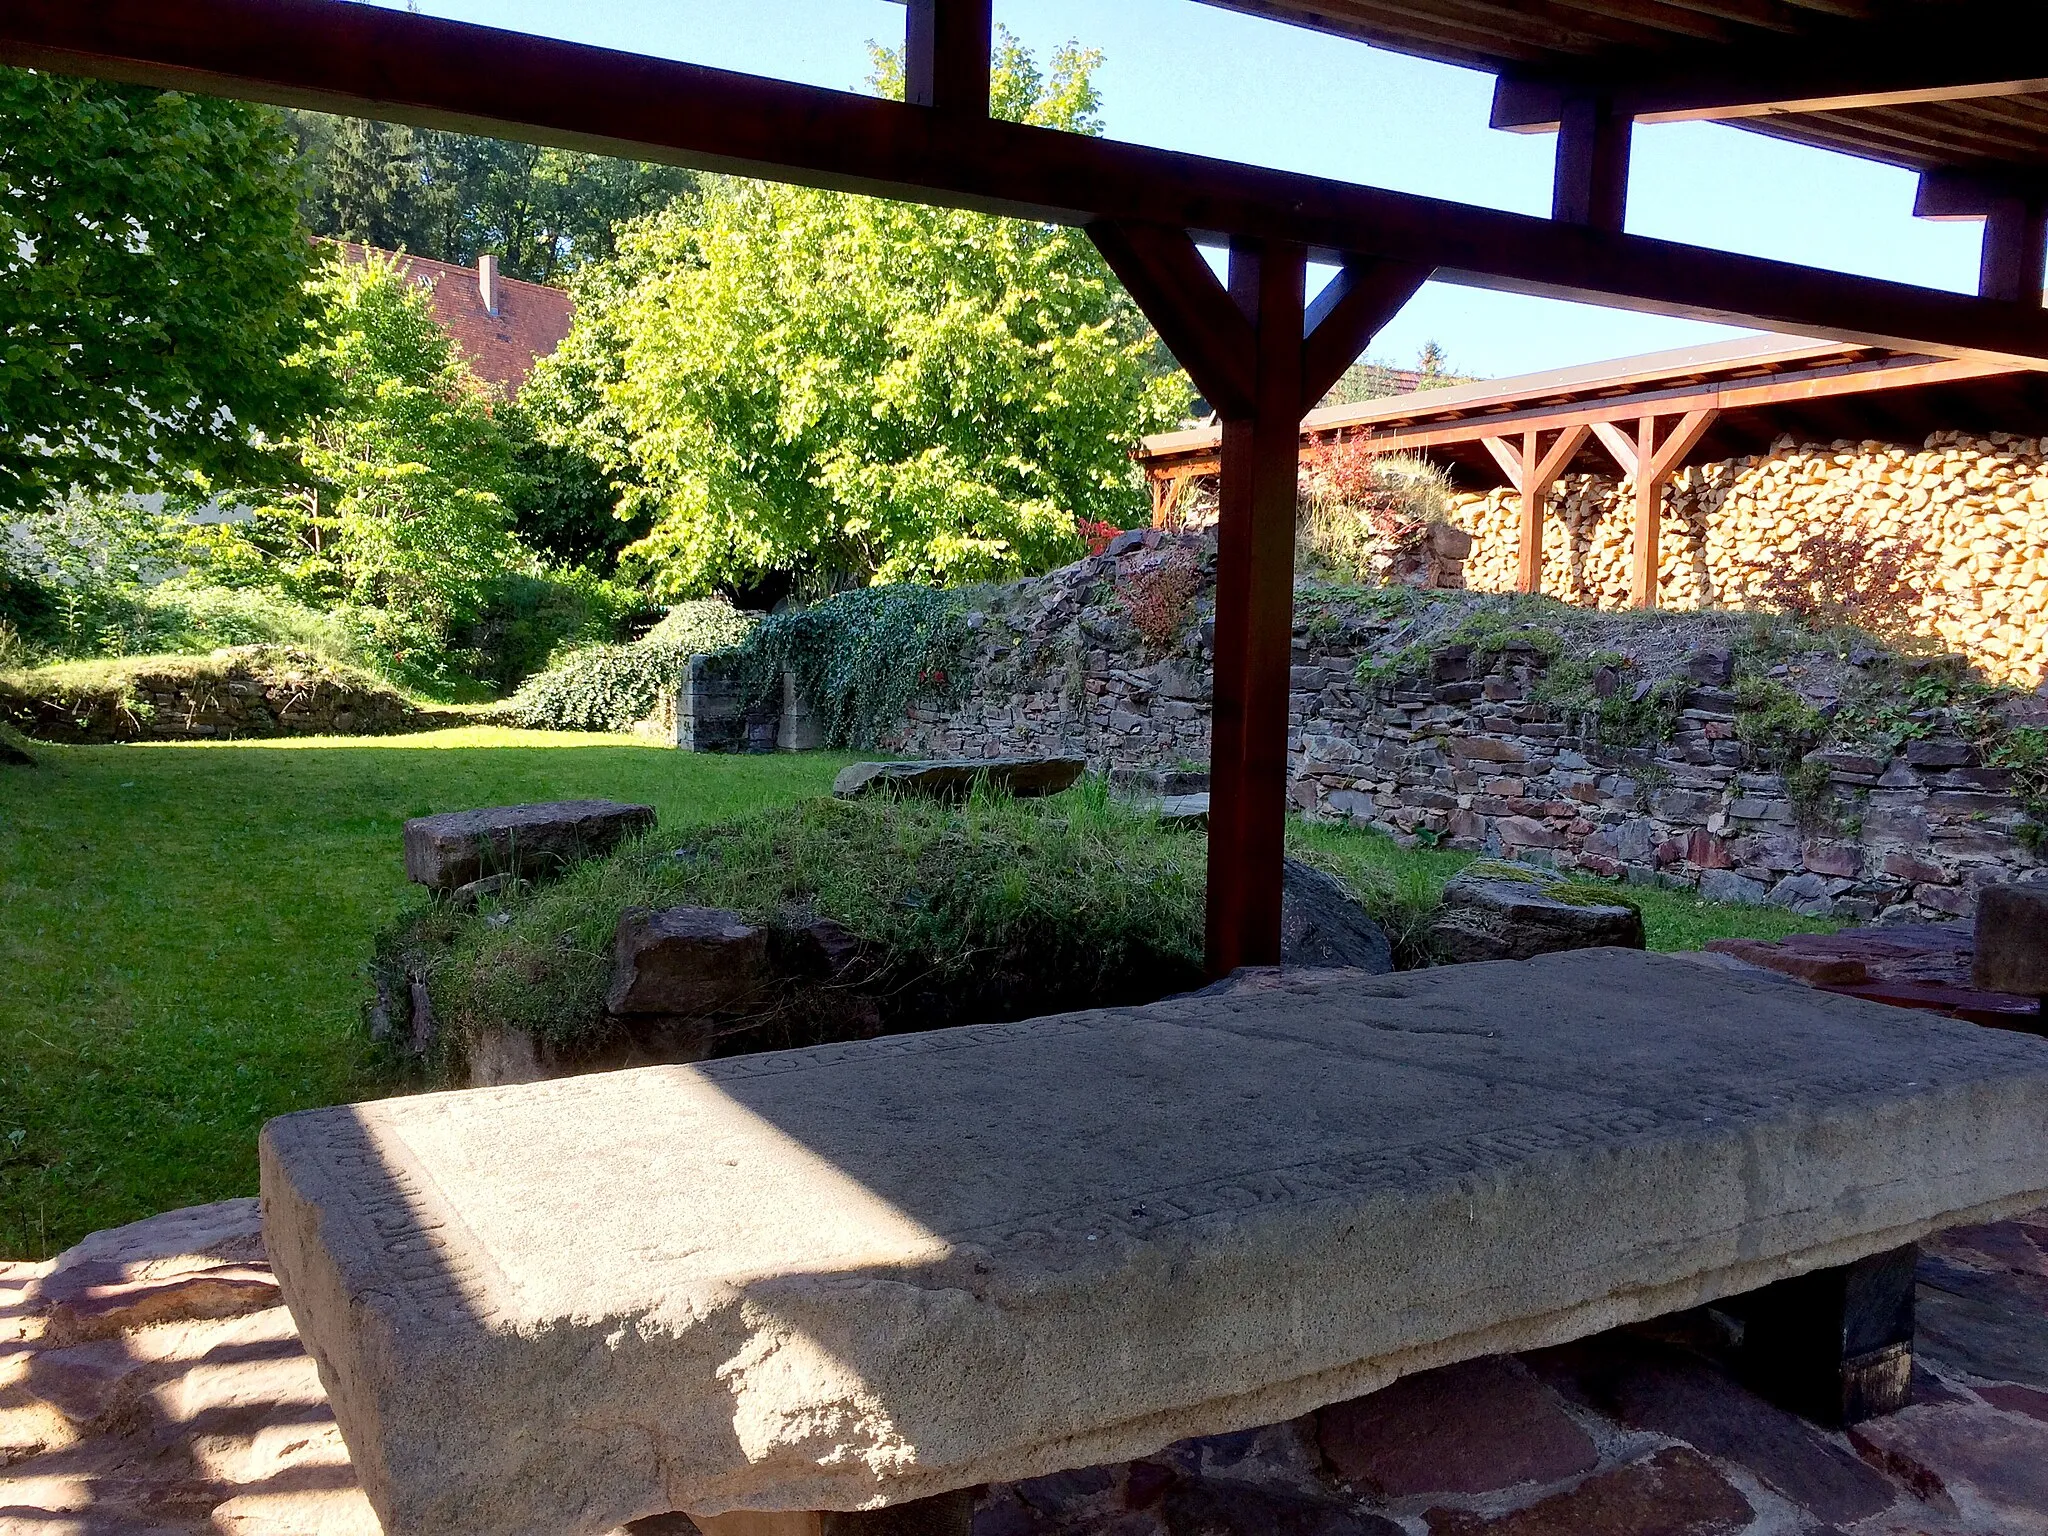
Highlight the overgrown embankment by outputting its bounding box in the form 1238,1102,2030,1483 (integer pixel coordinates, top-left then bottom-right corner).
0,645,450,743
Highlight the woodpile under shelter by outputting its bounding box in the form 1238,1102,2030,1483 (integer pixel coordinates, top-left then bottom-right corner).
12,0,2048,974
1138,333,2048,607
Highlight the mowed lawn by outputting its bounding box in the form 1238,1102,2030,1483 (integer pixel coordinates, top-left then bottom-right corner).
0,729,856,1256
1,729,1839,1258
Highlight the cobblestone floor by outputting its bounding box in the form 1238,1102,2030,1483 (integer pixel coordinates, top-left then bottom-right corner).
4,1201,2045,1536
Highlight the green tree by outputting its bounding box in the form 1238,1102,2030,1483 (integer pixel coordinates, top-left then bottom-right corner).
288,112,693,282
215,255,524,681
0,69,325,514
531,33,1187,597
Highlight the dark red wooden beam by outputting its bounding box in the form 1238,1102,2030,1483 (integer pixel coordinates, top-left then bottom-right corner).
15,0,2048,366
1552,96,1631,234
1916,169,2048,305
903,0,991,119
1088,223,1256,418
1492,21,2048,132
1301,257,1429,405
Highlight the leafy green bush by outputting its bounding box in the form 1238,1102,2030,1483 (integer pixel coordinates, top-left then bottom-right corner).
508,597,756,731
734,584,970,748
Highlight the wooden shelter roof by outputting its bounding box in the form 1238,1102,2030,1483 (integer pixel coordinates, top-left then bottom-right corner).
1137,332,2048,488
1199,0,2048,177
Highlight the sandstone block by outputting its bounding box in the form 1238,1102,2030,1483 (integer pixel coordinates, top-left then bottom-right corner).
263,956,2048,1536
608,907,775,1017
833,757,1085,801
404,801,657,892
1975,884,2048,995
1431,863,1643,963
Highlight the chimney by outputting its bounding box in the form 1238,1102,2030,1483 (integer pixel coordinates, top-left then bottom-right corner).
478,253,500,318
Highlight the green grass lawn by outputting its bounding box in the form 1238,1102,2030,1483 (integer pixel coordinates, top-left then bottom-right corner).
2,730,1838,1257
0,729,856,1256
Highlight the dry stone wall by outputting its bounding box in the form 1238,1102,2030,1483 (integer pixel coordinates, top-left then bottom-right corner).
1451,432,2048,685
880,540,2045,922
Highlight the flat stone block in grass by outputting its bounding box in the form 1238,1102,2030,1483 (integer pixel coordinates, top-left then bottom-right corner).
1431,861,1645,963
262,950,2048,1536
832,756,1085,801
403,800,656,891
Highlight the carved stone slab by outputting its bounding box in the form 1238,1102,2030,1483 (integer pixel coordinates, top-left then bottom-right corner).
261,949,2048,1536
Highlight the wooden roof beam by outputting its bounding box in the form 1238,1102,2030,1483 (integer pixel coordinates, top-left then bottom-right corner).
1915,168,2048,304
902,0,992,118
15,0,2048,365
1492,22,2048,132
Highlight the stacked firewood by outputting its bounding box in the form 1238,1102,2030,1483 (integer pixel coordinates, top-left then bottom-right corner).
1447,432,2048,685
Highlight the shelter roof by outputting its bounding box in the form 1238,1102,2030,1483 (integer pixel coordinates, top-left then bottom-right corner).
1139,331,2048,487
1198,0,2048,176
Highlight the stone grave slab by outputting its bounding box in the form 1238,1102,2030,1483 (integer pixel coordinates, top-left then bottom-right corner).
403,800,656,891
261,949,2048,1536
831,756,1085,801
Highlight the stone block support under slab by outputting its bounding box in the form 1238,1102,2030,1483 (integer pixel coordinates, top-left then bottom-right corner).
1724,1243,1918,1426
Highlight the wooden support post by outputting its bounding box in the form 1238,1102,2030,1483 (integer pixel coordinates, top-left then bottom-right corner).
1210,238,1307,976
680,1490,975,1536
1629,414,1661,609
1488,426,1588,597
903,0,991,117
1553,96,1632,233
1622,409,1717,608
1089,223,1422,976
1724,1244,1918,1426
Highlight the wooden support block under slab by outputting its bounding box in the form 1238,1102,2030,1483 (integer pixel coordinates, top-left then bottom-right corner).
1722,1243,1918,1426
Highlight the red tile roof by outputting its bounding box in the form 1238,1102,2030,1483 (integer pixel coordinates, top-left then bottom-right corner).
332,242,575,397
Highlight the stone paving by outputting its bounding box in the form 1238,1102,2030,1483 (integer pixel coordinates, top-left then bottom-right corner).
4,1200,2046,1536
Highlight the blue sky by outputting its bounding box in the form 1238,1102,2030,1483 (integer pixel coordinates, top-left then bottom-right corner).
373,0,1988,380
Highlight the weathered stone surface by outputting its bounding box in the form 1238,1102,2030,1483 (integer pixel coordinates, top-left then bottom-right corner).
262,952,2048,1536
1430,863,1645,963
608,906,775,1017
1975,883,2048,996
1157,792,1211,829
833,756,1086,801
1280,859,1393,973
1698,869,1766,906
404,800,657,891
1423,1448,1752,1536
1317,1356,1595,1497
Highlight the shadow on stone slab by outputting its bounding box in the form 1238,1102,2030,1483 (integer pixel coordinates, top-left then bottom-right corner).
1529,1333,1895,1525
1317,1356,1597,1498
1422,1447,1751,1536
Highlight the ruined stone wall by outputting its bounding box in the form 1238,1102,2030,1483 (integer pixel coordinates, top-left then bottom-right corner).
880,542,2043,922
1450,432,2048,686
0,648,425,743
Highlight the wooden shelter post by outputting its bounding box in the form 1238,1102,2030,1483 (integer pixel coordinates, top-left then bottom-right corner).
1089,225,1423,974
1593,411,1718,608
902,0,992,117
1486,427,1587,597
